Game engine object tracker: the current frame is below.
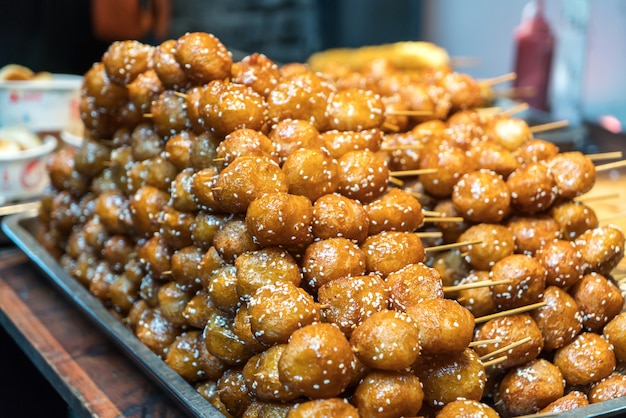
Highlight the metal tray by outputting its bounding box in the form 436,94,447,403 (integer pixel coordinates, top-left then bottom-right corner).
3,211,626,418
1,211,224,418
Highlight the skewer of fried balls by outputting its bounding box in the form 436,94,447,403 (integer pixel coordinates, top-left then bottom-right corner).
39,32,626,418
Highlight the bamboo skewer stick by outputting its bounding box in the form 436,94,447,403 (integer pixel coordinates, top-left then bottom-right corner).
585,151,623,161
529,119,569,134
478,336,532,362
415,231,443,239
386,109,433,117
443,279,512,293
422,217,465,223
424,240,482,253
469,338,502,348
595,159,626,172
576,192,621,203
474,302,547,325
501,102,529,116
422,210,444,217
389,168,438,177
380,144,423,152
388,177,404,186
479,72,517,87
481,355,509,368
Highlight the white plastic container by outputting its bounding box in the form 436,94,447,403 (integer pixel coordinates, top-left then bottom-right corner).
0,74,82,132
0,135,57,204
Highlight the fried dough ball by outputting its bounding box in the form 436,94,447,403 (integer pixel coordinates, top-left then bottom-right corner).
413,347,486,408
170,168,198,212
82,62,129,110
243,344,299,403
535,239,584,288
495,358,565,416
247,281,320,345
203,311,257,366
589,374,626,404
364,188,424,235
420,144,473,198
217,368,253,417
491,254,547,310
135,307,180,358
170,245,204,291
457,223,515,270
575,225,626,276
278,322,355,399
507,214,562,255
553,332,616,386
174,32,232,84
231,52,280,97
233,305,267,354
212,216,260,262
150,90,189,138
153,39,189,89
183,290,220,329
213,155,288,214
545,151,596,199
267,71,335,131
326,88,385,131
550,200,599,240
165,330,227,383
350,309,420,370
361,231,425,278
385,262,444,311
129,185,170,237
456,270,497,317
538,390,589,414
453,169,511,223
512,137,559,165
159,206,195,249
301,237,366,292
267,119,323,164
47,147,90,197
352,371,424,418
320,129,383,159
157,281,192,327
282,148,339,202
242,401,293,417
570,272,624,332
405,298,474,355
130,122,164,161
73,137,111,179
380,131,423,172
486,115,531,151
137,235,172,280
94,190,127,235
311,193,369,244
235,247,302,300
603,312,626,363
127,69,163,114
467,140,521,178
440,71,484,111
246,192,313,248
216,128,279,168
506,161,558,214
337,149,389,204
287,398,359,418
531,286,583,351
318,274,388,337
103,40,154,85
191,212,230,250
199,80,267,138
205,265,239,315
473,313,544,371
433,198,471,244
435,399,499,418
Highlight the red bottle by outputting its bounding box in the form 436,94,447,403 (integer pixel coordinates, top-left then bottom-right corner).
513,0,555,112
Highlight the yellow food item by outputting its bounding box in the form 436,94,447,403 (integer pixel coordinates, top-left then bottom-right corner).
307,41,450,73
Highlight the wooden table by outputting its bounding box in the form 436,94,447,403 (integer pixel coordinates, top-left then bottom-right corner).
0,169,624,418
0,247,187,418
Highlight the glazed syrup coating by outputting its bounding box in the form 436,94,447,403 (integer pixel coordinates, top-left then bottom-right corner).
495,359,565,416
159,206,195,250
361,231,425,278
507,214,562,255
473,313,544,371
182,290,220,329
336,149,389,204
512,138,559,165
326,88,385,131
277,322,355,399
485,115,531,152
545,151,597,199
170,168,200,212
164,330,227,383
301,237,366,292
467,139,521,178
535,239,584,289
190,166,220,210
157,281,192,327
74,137,111,179
230,53,280,98
317,274,388,338
538,390,589,414
420,143,473,198
603,312,626,363
268,119,323,164
456,270,497,317
245,192,314,248
173,32,232,85
217,368,254,417
570,272,624,332
203,311,258,366
350,309,421,370
311,193,370,244
435,399,500,418
216,128,279,168
550,200,599,241
150,90,190,138
205,265,239,315
286,398,359,418
506,161,558,214
153,39,190,90
242,344,299,403
127,69,163,114
247,281,320,345
135,307,180,359
405,298,474,355
281,147,340,202
413,347,486,408
321,129,383,160
82,61,129,110
452,168,511,223
490,253,547,310
531,286,583,351
589,375,626,404
212,216,260,263
553,332,616,386
575,225,626,276
457,223,515,271
385,262,444,311
170,245,204,291
102,40,155,85
364,188,424,235
129,185,170,237
352,370,424,418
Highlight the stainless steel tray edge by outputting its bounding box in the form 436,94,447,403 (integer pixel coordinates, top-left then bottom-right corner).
1,211,224,418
